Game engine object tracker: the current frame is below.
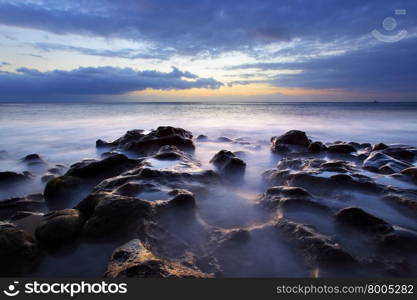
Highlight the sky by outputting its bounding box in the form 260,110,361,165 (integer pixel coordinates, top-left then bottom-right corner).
0,0,416,102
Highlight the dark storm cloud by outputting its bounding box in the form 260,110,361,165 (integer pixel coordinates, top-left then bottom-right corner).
0,66,223,99
1,0,417,98
231,38,417,92
1,0,416,55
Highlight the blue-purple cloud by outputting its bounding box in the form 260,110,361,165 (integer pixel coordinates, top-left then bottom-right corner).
0,67,223,100
231,38,417,92
32,42,175,60
0,0,417,100
1,0,416,55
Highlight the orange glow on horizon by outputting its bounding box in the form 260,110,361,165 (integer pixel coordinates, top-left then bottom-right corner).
133,83,336,98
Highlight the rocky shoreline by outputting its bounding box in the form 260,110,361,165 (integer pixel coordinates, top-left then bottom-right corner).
1,126,417,277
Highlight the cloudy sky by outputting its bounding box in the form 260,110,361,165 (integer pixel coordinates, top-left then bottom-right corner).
0,0,416,102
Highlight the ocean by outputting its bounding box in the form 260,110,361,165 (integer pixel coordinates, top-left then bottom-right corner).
1,102,417,164
1,102,417,277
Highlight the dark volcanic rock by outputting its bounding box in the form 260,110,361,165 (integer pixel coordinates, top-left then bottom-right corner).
327,143,357,154
275,219,357,268
35,209,85,245
383,192,417,213
372,143,388,151
216,136,233,143
0,194,46,220
260,186,332,219
0,222,41,275
105,239,212,278
48,165,67,175
382,227,417,252
44,176,86,210
363,152,411,174
266,186,311,198
196,134,208,141
272,144,291,154
44,155,140,209
382,147,416,163
96,126,195,155
401,167,417,184
0,171,32,185
210,150,246,178
320,161,351,173
41,173,56,183
271,130,310,147
114,182,145,197
335,207,393,235
308,141,327,153
277,158,304,170
283,172,382,196
96,129,146,148
153,145,192,161
76,192,153,237
21,153,46,165
66,154,139,180
167,189,196,209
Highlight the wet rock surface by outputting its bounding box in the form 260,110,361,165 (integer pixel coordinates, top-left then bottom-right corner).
0,194,46,220
210,150,246,178
35,209,85,245
327,143,357,154
335,207,393,235
272,130,310,148
0,171,32,185
96,126,195,155
0,222,42,275
363,152,411,174
105,239,212,278
44,176,86,210
1,127,417,277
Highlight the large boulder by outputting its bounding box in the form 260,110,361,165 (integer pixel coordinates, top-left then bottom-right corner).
196,134,208,141
43,176,86,210
363,152,411,174
372,143,388,151
96,126,195,155
266,186,311,198
259,186,332,221
308,141,327,153
382,227,417,252
335,207,393,235
0,171,32,185
210,150,246,178
66,154,139,180
35,209,85,245
21,153,46,166
327,144,357,154
76,192,153,237
275,219,356,269
382,147,416,163
260,186,311,208
401,167,417,184
153,145,193,161
272,130,310,147
0,222,41,275
44,154,139,210
105,239,212,278
283,172,382,196
166,189,196,209
0,194,46,221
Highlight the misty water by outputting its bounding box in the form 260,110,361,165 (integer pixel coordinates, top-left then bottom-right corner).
1,102,417,277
